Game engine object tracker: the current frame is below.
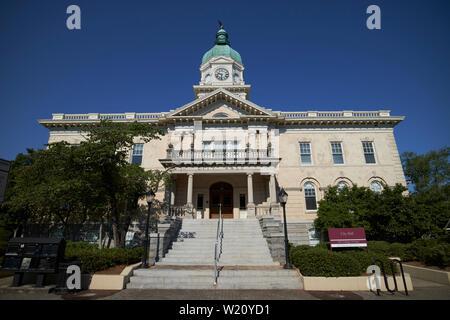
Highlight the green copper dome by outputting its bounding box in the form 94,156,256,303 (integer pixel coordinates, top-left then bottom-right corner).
201,28,242,65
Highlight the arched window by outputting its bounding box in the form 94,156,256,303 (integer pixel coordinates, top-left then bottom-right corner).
304,182,317,211
213,113,229,118
370,181,383,194
337,181,349,193
205,74,211,84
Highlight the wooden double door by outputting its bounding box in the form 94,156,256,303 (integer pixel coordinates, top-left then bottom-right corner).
209,182,233,219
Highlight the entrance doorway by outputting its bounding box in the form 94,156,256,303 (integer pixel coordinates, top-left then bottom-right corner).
209,182,233,219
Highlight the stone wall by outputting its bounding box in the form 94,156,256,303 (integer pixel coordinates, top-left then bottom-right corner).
259,216,312,263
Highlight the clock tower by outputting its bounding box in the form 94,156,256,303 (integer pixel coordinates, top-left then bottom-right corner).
193,25,251,99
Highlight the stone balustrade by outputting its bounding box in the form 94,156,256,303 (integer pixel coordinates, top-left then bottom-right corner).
51,110,391,121
164,148,277,164
281,110,390,119
52,112,162,120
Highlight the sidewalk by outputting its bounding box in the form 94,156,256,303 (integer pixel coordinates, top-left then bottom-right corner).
0,276,448,300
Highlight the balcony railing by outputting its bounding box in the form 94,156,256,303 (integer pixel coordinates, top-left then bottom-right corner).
163,148,278,165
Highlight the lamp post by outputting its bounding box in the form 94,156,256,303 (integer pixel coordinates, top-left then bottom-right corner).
278,188,292,269
141,189,155,269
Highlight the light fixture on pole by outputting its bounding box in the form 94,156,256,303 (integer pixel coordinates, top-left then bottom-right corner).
278,187,292,269
141,189,155,268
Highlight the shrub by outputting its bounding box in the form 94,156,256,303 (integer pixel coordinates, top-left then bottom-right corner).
315,242,329,250
64,241,144,274
405,239,439,261
290,244,396,277
290,246,361,277
422,243,450,268
341,250,395,275
389,243,406,258
367,241,391,254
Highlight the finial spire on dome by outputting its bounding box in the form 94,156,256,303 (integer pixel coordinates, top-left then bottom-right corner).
214,21,230,46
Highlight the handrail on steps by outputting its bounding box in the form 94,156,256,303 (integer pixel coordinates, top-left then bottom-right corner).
213,203,224,285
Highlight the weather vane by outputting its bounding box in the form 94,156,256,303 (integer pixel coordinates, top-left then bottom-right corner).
218,20,224,29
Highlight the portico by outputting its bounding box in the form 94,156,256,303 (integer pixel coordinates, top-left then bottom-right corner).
167,169,279,219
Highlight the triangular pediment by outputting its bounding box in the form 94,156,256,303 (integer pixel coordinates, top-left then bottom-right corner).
167,88,274,119
195,101,246,118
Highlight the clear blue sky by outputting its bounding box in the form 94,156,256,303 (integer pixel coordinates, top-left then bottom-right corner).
0,0,449,161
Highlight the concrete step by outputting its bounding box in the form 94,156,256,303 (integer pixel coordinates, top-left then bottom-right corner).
130,275,213,284
127,217,303,289
216,281,302,289
128,280,215,289
167,248,271,254
164,254,272,260
157,260,279,266
178,231,263,233
160,256,276,263
172,240,269,246
133,269,213,277
218,269,298,277
169,247,270,252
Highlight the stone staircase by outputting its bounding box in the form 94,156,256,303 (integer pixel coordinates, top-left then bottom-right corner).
127,219,303,289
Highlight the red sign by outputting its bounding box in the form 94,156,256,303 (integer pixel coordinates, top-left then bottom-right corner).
327,228,368,251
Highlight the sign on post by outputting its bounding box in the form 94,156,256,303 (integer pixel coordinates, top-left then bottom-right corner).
327,228,368,251
0,158,11,203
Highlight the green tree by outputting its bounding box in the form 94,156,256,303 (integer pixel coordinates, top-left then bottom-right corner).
401,147,449,193
314,184,435,243
78,120,164,247
401,147,450,235
2,143,108,239
2,120,166,247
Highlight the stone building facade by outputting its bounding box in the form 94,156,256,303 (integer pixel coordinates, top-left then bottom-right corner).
38,26,406,245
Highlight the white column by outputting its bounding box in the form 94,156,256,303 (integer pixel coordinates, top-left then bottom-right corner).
247,173,255,217
269,174,276,204
187,173,194,206
269,174,280,217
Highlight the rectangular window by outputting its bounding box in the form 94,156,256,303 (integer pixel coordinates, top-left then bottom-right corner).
331,142,344,164
131,144,143,165
239,194,246,209
299,142,312,164
362,141,376,164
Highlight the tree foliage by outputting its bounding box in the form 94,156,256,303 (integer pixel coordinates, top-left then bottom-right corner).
315,147,449,243
401,147,449,193
1,120,167,247
314,183,449,243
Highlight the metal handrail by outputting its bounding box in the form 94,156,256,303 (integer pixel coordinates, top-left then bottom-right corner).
213,203,224,285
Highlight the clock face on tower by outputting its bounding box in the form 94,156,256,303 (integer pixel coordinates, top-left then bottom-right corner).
215,68,229,81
